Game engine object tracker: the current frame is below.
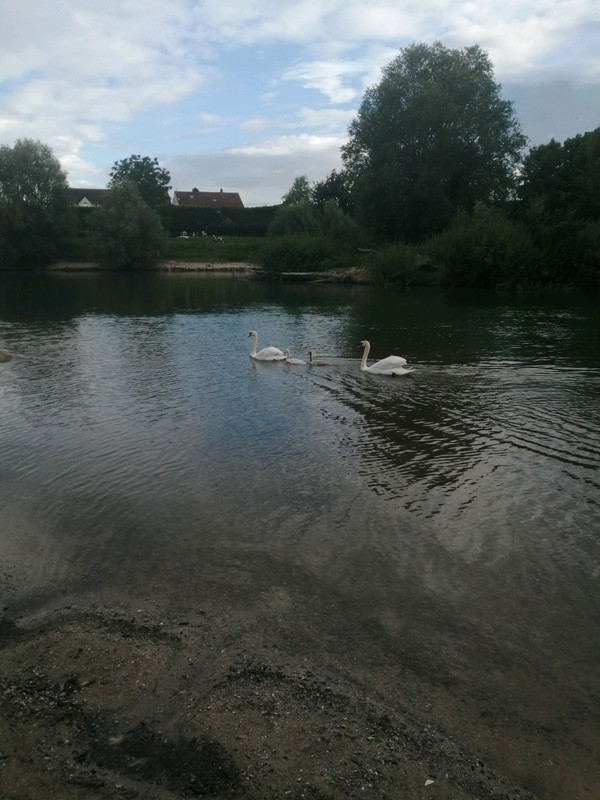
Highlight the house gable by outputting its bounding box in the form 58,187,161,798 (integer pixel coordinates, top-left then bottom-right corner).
68,188,109,207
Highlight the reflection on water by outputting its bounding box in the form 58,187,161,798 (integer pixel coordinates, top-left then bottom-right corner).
1,273,599,735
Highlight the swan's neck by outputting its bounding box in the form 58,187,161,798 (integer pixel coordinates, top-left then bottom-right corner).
250,332,258,355
360,342,370,369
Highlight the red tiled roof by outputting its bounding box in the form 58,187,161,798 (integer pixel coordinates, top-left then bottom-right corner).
173,189,244,208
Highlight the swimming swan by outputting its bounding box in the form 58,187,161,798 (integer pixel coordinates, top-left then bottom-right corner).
248,330,286,361
359,340,413,376
308,351,330,366
284,349,306,365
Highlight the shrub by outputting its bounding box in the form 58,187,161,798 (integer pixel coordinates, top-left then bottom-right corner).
259,234,349,275
423,204,539,287
368,242,419,286
267,201,321,237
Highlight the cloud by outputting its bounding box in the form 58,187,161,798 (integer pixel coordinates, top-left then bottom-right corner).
167,133,345,206
1,1,598,203
281,60,364,104
241,117,270,133
287,107,355,131
0,4,210,136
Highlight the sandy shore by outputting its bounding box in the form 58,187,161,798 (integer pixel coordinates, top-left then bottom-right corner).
48,261,259,273
45,261,371,282
1,594,548,800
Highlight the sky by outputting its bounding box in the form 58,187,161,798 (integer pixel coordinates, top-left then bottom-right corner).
1,1,599,207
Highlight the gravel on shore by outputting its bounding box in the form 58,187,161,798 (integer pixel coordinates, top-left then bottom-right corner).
0,596,551,800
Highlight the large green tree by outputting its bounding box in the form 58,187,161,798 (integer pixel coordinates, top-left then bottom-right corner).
109,154,171,208
515,128,600,289
91,181,168,269
342,42,527,241
0,138,73,265
518,128,600,221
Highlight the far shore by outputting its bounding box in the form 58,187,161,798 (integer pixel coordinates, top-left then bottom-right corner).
45,261,372,283
47,260,257,273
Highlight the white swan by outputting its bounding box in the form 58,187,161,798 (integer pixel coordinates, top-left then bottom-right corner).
248,330,286,361
359,340,413,376
284,349,306,365
307,351,330,366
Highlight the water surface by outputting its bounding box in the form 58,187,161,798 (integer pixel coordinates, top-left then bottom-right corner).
1,272,599,787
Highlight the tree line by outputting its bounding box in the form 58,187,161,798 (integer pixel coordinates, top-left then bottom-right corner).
1,41,598,289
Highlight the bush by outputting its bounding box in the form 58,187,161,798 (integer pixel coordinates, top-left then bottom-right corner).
423,204,539,287
267,201,321,237
259,234,350,275
267,199,363,245
368,242,419,286
320,200,364,245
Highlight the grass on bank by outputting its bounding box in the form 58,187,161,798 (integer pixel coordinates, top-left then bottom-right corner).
62,234,267,265
165,235,266,263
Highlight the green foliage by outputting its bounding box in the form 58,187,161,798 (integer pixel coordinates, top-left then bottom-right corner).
574,221,600,290
91,182,168,269
61,234,93,262
513,127,600,289
0,138,74,266
268,201,322,237
158,204,277,237
312,169,354,213
342,42,526,242
264,176,365,275
268,198,363,245
422,204,538,287
320,200,363,244
518,129,600,222
368,243,421,287
109,154,171,208
259,234,351,275
282,175,312,205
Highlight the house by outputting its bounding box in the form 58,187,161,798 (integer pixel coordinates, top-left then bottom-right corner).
172,188,244,209
68,188,109,207
69,187,171,206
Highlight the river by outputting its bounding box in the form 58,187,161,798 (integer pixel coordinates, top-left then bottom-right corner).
1,271,599,797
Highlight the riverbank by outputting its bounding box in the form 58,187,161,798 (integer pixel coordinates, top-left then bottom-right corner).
46,261,371,283
47,260,257,273
1,592,546,800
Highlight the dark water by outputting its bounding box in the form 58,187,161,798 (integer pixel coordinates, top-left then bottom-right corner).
1,272,599,751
